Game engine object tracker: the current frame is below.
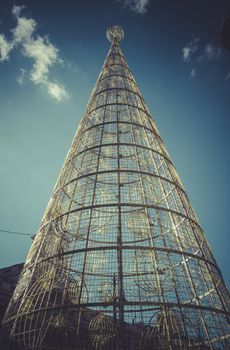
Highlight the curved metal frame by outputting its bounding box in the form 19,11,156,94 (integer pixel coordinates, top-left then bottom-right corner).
2,25,230,350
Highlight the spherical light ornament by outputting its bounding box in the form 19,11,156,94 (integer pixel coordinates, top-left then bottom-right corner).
89,314,116,345
107,25,124,43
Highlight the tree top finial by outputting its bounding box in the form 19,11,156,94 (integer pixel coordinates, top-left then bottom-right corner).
106,25,124,44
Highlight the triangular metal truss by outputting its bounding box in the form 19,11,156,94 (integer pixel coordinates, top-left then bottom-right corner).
2,25,230,350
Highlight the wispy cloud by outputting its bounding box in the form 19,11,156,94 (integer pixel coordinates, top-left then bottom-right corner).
204,44,221,61
17,68,26,85
0,5,69,101
182,38,222,63
12,4,24,17
0,34,13,61
182,37,223,79
225,73,230,81
119,0,151,15
182,38,199,62
190,68,196,78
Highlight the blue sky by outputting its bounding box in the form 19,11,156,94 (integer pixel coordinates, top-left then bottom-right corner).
0,0,229,288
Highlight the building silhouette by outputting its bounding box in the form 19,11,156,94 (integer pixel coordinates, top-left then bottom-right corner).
0,264,23,326
1,25,230,349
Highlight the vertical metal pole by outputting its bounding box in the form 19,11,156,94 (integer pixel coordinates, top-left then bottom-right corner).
117,98,125,350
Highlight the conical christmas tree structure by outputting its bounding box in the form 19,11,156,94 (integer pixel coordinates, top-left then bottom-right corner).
2,25,230,350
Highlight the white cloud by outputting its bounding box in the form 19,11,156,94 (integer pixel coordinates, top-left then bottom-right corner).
0,5,69,101
182,47,190,62
23,36,59,84
182,38,221,63
182,37,223,79
121,0,151,14
182,38,199,62
66,61,80,73
190,68,196,78
12,16,37,43
17,68,26,84
204,44,221,61
46,81,69,101
0,34,13,61
12,5,24,18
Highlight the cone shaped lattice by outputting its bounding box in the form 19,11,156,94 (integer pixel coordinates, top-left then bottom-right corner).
2,26,230,350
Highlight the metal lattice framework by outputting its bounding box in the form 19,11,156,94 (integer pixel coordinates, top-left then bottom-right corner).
2,25,230,350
